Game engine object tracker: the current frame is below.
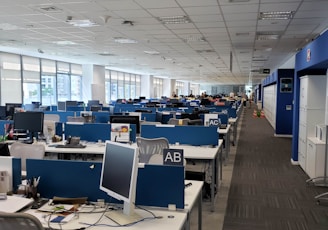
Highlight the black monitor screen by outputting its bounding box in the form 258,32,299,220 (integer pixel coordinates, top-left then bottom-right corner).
13,111,44,133
66,101,78,107
57,101,66,111
0,106,6,119
200,99,211,106
100,141,138,200
88,100,100,107
91,105,102,111
5,103,22,118
110,115,140,134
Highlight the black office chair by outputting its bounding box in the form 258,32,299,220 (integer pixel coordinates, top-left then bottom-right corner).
0,212,44,230
0,143,10,156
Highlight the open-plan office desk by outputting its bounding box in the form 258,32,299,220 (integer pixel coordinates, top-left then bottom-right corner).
45,141,222,212
217,125,231,165
228,117,238,146
25,206,188,230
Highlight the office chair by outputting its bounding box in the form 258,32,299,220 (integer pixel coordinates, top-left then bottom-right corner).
136,137,169,164
9,142,45,175
0,143,10,156
168,118,190,125
0,212,44,230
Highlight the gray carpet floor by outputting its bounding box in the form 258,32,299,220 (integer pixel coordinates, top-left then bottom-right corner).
222,106,328,230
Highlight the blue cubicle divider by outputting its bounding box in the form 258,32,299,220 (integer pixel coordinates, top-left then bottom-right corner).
26,159,184,209
92,111,110,123
12,158,22,193
44,111,77,123
0,120,13,136
64,123,137,142
141,124,219,146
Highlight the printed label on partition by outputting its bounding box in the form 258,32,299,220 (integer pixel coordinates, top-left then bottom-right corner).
209,118,221,126
163,149,184,166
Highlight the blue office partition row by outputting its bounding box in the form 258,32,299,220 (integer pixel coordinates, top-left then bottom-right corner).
12,158,22,193
141,124,219,146
64,123,137,142
26,159,185,209
0,120,13,136
44,111,77,123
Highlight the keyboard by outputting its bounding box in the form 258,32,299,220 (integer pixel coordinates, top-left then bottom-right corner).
55,144,86,149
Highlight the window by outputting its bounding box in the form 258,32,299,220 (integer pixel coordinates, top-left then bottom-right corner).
117,72,124,99
0,53,22,104
22,56,41,104
71,64,82,101
176,81,184,96
110,71,118,102
41,59,57,105
57,62,71,101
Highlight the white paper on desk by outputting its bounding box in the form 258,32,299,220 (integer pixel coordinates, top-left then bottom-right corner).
37,204,74,213
0,195,33,213
25,209,75,224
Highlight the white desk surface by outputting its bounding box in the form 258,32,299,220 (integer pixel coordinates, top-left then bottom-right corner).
45,142,105,155
184,180,203,211
217,124,231,134
26,207,187,230
228,117,237,123
45,142,223,160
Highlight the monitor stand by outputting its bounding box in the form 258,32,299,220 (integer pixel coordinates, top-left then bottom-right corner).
105,209,143,226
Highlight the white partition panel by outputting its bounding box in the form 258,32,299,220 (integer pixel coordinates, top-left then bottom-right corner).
263,84,277,129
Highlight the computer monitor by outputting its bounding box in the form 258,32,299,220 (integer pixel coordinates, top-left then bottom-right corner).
5,103,22,119
13,111,44,140
88,100,100,107
109,115,140,133
0,106,6,120
57,101,66,111
99,141,141,225
90,105,102,112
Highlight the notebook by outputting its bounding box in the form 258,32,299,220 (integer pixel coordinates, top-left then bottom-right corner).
0,195,34,213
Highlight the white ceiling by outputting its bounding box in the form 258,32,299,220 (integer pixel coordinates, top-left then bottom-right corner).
0,0,327,85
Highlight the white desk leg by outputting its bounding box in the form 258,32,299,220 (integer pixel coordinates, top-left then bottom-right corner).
198,188,202,230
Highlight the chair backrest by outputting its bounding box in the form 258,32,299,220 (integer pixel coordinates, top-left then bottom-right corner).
9,142,45,172
168,118,190,125
0,212,44,230
136,137,169,163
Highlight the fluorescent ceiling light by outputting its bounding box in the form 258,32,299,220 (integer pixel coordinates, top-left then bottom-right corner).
183,35,206,42
114,37,138,44
259,11,294,20
144,50,160,55
158,15,191,24
229,0,250,2
256,32,280,40
66,19,98,27
0,23,19,30
53,41,76,45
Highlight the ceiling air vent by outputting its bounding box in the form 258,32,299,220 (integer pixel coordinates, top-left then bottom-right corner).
39,6,63,12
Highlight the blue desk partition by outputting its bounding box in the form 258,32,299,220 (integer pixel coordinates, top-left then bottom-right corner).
26,159,184,209
12,158,21,193
44,111,77,123
92,111,110,123
0,120,13,136
141,124,219,146
64,123,137,142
